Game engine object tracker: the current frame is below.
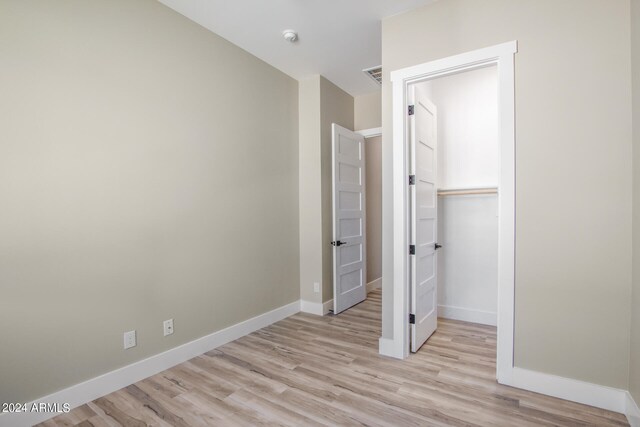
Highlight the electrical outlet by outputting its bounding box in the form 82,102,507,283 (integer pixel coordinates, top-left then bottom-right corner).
123,330,136,349
163,319,174,336
314,282,320,293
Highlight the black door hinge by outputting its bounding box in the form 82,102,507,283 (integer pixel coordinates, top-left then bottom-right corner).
409,314,415,324
408,105,415,116
409,245,415,255
409,175,415,185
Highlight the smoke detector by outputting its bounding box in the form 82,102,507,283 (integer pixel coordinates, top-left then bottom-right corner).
282,30,298,43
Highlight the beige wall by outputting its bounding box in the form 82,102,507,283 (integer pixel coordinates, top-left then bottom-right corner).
631,0,640,404
382,0,632,388
355,92,382,130
299,76,323,303
298,76,354,304
365,136,383,283
0,0,299,404
320,77,354,302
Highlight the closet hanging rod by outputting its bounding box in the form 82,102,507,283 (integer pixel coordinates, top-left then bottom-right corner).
437,187,498,197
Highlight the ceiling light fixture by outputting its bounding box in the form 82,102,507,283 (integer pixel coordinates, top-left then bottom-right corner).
282,29,298,43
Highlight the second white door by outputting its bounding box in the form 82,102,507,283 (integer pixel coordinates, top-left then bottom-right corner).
332,124,367,314
409,85,439,352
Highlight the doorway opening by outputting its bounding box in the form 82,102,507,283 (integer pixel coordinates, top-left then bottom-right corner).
386,41,517,384
408,64,499,353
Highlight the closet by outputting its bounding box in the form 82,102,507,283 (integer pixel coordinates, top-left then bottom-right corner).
417,65,499,327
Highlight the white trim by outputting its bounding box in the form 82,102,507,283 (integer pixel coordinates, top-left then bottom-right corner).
367,277,382,293
495,44,517,385
387,41,517,383
389,64,411,359
356,127,382,139
300,299,324,316
378,337,404,358
499,368,627,414
438,305,497,326
0,300,301,427
323,299,334,315
627,391,640,427
390,41,517,83
300,299,333,316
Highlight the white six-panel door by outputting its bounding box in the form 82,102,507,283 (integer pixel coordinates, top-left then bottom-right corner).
410,86,439,352
332,124,367,314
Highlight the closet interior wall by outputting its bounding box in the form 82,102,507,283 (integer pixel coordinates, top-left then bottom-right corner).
418,65,500,326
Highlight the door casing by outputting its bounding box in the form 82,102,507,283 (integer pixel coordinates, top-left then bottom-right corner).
383,40,517,386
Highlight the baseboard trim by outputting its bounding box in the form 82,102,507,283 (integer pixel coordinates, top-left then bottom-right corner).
378,337,404,359
367,277,381,294
300,299,323,316
323,299,334,315
300,299,333,316
5,297,633,426
0,300,301,427
438,304,497,326
626,391,640,427
501,367,627,414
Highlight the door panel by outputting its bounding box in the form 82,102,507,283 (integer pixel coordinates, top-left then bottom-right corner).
332,124,367,314
410,85,439,352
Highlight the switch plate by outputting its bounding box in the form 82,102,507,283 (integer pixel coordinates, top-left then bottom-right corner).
313,282,320,293
163,319,174,336
124,330,136,349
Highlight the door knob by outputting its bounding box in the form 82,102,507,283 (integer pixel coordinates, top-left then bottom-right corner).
435,243,442,250
331,240,347,247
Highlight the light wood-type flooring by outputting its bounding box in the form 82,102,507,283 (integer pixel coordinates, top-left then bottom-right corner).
39,290,629,426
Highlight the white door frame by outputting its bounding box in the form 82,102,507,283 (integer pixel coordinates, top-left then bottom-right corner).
386,40,517,385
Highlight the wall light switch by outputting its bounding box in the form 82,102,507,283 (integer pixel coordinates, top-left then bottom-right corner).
163,319,174,336
124,330,136,349
313,282,320,293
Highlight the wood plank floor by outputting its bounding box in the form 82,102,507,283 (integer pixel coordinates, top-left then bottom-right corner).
39,290,629,426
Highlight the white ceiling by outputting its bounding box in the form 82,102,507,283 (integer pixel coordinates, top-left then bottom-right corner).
157,0,435,96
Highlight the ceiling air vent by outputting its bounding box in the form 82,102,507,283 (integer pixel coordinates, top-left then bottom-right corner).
363,65,382,85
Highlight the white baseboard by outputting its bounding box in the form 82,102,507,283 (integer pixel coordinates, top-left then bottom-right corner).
378,337,404,359
6,294,634,426
300,299,333,316
501,367,627,415
438,304,497,326
0,300,301,427
379,340,635,421
627,391,640,427
300,299,323,316
323,299,334,315
367,277,381,294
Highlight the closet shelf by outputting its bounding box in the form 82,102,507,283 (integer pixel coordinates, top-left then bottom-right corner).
437,187,498,197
